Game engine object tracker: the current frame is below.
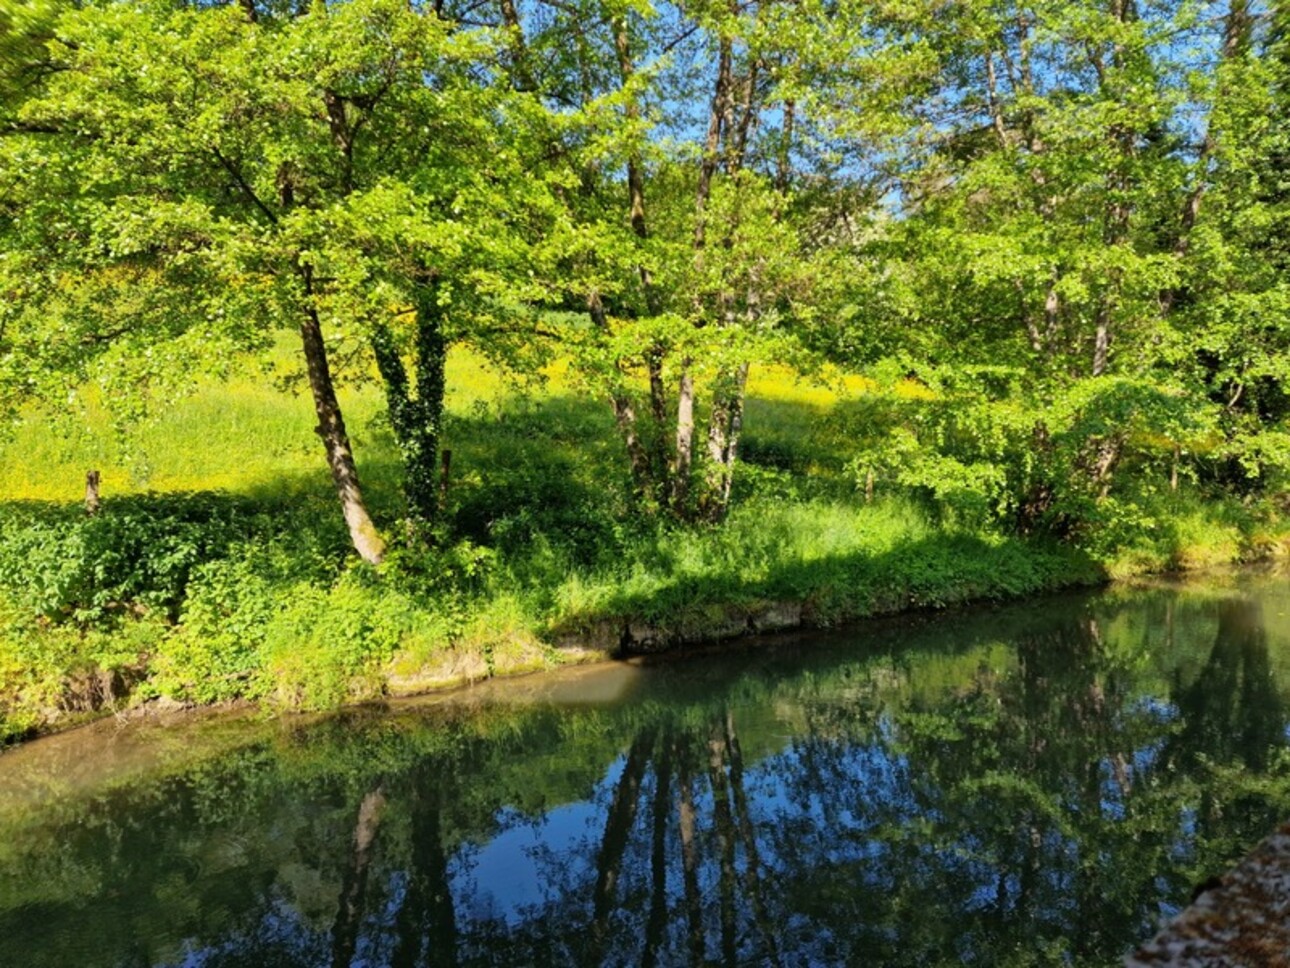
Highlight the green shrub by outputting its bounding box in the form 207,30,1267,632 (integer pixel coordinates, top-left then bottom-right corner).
0,494,346,627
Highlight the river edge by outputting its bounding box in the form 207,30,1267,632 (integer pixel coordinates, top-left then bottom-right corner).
5,549,1283,755
2,556,1097,751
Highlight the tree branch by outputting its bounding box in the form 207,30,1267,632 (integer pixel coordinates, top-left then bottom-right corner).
210,146,279,225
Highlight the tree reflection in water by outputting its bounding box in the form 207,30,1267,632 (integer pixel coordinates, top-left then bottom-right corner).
4,581,1290,967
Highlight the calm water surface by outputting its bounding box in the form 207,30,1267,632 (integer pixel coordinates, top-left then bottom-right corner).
5,573,1290,967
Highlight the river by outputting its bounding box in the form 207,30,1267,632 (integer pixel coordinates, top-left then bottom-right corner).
3,572,1290,966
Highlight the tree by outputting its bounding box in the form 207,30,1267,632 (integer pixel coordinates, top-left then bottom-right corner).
502,0,886,522
0,0,548,558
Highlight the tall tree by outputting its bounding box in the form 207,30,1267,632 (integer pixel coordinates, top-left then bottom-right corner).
503,0,870,522
0,0,548,556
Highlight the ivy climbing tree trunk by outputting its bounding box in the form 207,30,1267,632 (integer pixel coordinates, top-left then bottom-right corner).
371,278,448,530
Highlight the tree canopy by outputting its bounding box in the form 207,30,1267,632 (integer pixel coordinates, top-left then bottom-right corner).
3,0,1289,558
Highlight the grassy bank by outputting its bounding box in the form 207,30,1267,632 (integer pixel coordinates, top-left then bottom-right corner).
1,349,1285,745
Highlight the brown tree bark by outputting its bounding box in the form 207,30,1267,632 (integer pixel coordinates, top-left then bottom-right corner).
84,469,100,516
214,147,385,564
299,266,386,564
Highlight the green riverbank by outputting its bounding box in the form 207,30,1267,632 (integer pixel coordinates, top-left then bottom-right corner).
3,486,1286,746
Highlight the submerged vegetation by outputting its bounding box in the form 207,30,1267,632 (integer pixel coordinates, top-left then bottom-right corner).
4,0,1290,738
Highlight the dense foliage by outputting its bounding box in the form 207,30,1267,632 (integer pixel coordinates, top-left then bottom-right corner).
3,0,1290,731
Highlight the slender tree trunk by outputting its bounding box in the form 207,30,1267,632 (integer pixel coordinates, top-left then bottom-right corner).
588,293,653,498
702,362,749,522
694,23,762,523
674,33,732,520
1043,272,1060,350
613,16,670,496
497,0,536,91
370,282,445,529
84,469,100,516
776,96,795,194
299,270,385,564
647,346,669,489
693,36,732,254
672,367,696,514
1162,0,1253,314
1092,0,1138,377
1090,436,1123,498
1092,304,1112,377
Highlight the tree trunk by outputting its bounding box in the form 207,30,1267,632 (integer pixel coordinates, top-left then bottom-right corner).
1092,305,1111,377
671,366,696,515
588,293,653,499
1161,0,1253,314
371,282,446,529
693,36,732,253
1092,0,1137,377
412,285,447,517
613,16,670,497
701,362,749,522
299,277,385,565
84,469,100,516
647,346,669,491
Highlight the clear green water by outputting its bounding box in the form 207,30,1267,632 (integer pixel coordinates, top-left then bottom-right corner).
4,574,1290,967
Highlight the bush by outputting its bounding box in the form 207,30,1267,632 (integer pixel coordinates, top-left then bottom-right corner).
0,494,345,627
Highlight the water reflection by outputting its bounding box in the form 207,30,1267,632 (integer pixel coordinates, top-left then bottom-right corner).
4,578,1290,966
